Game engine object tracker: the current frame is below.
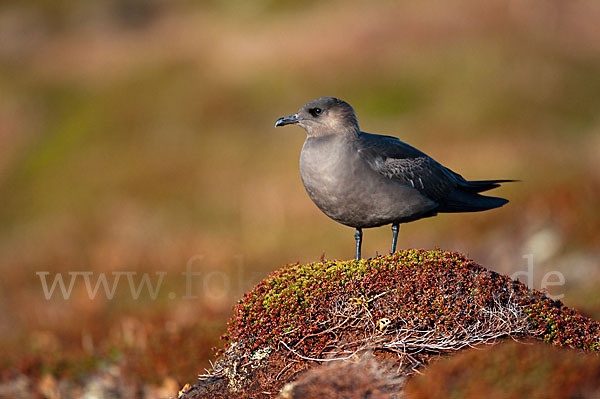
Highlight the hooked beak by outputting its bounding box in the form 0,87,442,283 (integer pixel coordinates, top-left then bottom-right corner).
275,114,299,127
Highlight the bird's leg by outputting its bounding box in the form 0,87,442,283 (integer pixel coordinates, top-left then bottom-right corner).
390,223,400,254
354,228,363,260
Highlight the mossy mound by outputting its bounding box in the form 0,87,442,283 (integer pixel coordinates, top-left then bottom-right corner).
179,249,600,399
228,249,600,353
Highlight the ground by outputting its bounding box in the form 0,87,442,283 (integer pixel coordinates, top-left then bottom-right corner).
179,250,600,398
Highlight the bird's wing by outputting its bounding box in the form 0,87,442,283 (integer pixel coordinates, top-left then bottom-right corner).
357,133,460,202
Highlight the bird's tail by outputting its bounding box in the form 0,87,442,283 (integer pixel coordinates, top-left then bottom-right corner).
436,176,515,212
438,189,510,213
456,178,518,193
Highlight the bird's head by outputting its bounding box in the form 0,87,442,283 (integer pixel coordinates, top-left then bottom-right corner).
275,97,359,137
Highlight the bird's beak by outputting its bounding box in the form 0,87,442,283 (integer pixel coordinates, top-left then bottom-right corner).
275,114,299,127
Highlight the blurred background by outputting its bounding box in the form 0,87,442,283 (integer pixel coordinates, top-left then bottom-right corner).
1,0,599,397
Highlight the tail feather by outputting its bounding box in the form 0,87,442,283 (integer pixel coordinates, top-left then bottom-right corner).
438,190,509,213
457,179,518,193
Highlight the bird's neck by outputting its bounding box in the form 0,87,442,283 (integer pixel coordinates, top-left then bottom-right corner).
306,125,360,138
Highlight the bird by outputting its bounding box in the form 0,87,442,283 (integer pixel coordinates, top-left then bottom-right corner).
275,97,513,260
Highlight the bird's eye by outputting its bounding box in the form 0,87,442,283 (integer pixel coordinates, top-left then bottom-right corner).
309,107,322,117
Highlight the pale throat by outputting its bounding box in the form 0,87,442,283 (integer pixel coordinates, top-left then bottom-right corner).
304,119,359,137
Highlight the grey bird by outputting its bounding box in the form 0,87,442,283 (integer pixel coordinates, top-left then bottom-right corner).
275,97,513,260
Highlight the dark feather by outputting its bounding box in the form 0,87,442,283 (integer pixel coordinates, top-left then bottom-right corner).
357,132,513,212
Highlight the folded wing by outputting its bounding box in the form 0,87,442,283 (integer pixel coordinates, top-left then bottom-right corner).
357,132,513,213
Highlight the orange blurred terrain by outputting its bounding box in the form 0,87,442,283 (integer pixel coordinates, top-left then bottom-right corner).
0,0,599,396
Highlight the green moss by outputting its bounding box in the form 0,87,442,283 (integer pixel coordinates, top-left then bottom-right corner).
252,250,442,324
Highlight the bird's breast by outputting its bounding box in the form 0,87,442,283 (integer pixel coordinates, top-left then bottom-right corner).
299,135,437,228
299,136,386,227
299,136,357,205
